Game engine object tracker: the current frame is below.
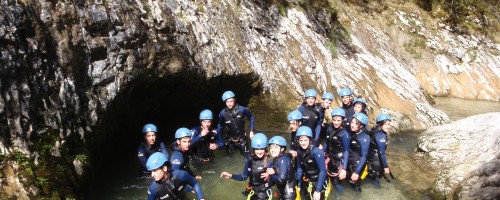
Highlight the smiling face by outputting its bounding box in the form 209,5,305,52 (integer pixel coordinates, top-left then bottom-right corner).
350,118,363,133
381,120,391,133
269,144,283,158
145,132,156,146
322,99,333,109
177,137,191,151
353,103,364,113
341,95,351,106
305,97,316,106
332,116,343,129
298,136,310,150
254,148,266,158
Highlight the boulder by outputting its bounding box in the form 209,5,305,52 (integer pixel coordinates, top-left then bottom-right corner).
417,112,500,199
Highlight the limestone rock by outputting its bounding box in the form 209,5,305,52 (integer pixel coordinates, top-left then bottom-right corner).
417,112,500,199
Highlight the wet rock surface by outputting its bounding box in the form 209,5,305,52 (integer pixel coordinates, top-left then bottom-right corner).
417,112,500,199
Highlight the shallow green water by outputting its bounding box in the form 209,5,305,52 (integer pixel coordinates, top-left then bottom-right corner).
90,97,500,199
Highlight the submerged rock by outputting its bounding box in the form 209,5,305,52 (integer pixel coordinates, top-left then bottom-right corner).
417,112,500,199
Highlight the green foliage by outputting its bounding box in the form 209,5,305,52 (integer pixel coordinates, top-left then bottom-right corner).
404,38,426,59
75,153,87,163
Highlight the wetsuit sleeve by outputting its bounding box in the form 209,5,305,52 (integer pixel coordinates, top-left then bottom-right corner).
355,134,370,174
314,118,321,146
340,130,350,170
323,127,332,153
232,156,251,181
160,142,169,160
137,145,148,171
313,148,327,192
375,133,389,168
191,127,202,143
170,151,183,171
215,129,225,149
216,110,225,137
296,154,303,188
270,156,290,185
147,181,158,200
175,170,205,199
242,107,255,132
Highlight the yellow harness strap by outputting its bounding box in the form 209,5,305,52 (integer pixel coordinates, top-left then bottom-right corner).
307,182,314,199
247,190,254,200
325,179,332,199
295,185,301,200
361,164,369,180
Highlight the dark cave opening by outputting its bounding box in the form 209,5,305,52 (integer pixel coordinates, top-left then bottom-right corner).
87,69,262,197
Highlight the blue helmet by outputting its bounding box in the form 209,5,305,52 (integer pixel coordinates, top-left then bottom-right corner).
376,113,392,124
353,97,367,106
296,126,313,138
146,152,169,171
353,113,369,126
338,88,352,97
287,110,303,121
331,108,346,118
175,127,192,139
251,133,268,148
142,124,157,134
222,91,236,102
304,89,317,98
269,136,287,147
199,109,213,120
322,92,334,100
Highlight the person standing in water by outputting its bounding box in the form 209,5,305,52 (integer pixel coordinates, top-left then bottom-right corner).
138,123,169,172
266,136,297,200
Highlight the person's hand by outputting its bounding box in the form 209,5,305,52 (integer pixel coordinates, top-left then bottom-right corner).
201,127,209,137
261,172,270,181
339,169,347,180
220,172,232,179
289,150,297,158
351,173,359,182
313,191,321,200
384,167,390,174
209,143,218,150
249,131,255,139
195,176,202,180
266,168,275,175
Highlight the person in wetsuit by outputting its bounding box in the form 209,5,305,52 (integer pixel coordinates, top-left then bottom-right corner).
266,136,297,200
191,109,224,164
347,113,370,192
146,152,205,200
287,110,303,158
316,92,334,143
297,89,321,147
367,113,392,186
338,88,355,129
220,133,272,200
323,108,350,192
138,123,169,172
296,126,328,200
216,90,255,155
170,127,200,179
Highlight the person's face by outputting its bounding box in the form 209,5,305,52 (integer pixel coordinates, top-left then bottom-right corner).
298,136,310,149
322,99,332,108
177,137,191,151
225,98,235,109
269,144,283,158
201,120,212,129
254,148,266,158
381,120,391,133
350,118,362,133
306,97,316,106
332,116,343,129
341,95,351,105
354,103,364,113
289,120,300,132
145,132,156,146
150,166,168,181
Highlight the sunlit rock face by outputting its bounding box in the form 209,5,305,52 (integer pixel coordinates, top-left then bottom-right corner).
417,112,500,199
0,0,499,198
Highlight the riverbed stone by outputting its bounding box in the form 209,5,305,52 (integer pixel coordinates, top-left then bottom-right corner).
417,112,500,199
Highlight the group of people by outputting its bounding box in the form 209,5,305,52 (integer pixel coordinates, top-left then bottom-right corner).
138,88,394,200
